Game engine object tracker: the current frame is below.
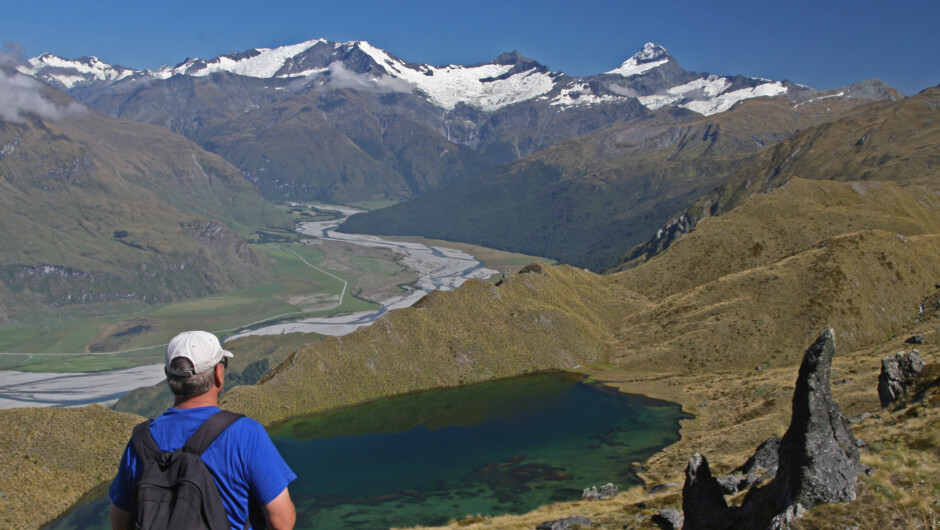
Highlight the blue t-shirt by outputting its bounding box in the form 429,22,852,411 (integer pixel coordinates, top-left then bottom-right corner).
109,406,296,530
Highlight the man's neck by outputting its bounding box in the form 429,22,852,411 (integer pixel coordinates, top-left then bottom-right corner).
174,392,219,409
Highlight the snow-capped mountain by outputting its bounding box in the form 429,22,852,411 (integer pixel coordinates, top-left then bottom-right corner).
22,54,137,88
607,42,672,77
23,39,806,116
18,39,897,205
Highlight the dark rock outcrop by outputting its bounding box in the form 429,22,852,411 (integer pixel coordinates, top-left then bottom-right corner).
684,329,863,529
878,350,926,407
535,514,592,529
519,262,545,274
716,472,748,495
580,483,619,500
681,453,734,529
738,437,781,485
774,329,860,513
652,509,684,529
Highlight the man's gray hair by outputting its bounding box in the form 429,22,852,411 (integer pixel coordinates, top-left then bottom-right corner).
166,357,214,400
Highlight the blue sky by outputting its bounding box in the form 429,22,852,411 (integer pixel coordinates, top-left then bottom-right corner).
4,0,937,95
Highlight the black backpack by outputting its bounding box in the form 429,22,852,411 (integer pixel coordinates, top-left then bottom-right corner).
129,410,247,530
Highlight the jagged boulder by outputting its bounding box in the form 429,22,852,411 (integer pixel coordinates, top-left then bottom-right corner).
681,453,735,529
683,330,864,529
652,508,684,529
716,472,748,495
737,436,781,487
773,329,860,517
580,483,619,500
767,504,806,530
717,437,782,495
535,515,592,529
878,350,926,407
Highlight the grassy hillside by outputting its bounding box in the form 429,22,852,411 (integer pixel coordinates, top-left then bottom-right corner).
340,93,885,271
0,80,292,321
223,178,940,422
0,405,142,529
617,85,940,269
222,264,635,425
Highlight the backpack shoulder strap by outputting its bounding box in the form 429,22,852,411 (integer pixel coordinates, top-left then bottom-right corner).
183,410,245,455
130,419,160,459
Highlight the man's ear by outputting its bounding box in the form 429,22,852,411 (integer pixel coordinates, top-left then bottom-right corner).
214,363,225,387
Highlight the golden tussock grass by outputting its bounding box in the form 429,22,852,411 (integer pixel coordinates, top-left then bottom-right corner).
5,175,940,528
0,405,142,530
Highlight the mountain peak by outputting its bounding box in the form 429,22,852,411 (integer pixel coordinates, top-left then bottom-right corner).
607,42,672,78
634,42,670,62
493,51,529,65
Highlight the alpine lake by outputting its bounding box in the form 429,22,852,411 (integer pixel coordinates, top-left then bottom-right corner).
47,372,690,529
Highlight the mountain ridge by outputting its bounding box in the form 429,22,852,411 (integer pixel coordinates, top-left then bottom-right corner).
23,39,807,116
20,39,902,204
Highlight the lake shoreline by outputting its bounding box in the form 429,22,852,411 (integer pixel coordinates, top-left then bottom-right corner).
44,369,693,529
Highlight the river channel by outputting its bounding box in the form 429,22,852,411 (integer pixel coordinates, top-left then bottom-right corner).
225,205,497,339
0,206,498,408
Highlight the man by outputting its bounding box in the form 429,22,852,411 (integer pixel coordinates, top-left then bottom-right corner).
109,330,297,530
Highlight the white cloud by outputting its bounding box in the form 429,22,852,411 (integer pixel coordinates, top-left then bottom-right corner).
314,61,415,94
0,69,87,123
606,84,641,98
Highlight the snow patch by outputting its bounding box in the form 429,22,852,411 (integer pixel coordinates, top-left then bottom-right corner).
161,39,326,79
637,75,731,110
636,75,786,116
607,57,668,78
681,82,787,115
355,41,556,111
550,83,622,107
793,91,844,108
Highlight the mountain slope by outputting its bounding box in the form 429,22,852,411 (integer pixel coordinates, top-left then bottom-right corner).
223,179,940,425
617,85,940,269
339,89,890,270
0,74,291,319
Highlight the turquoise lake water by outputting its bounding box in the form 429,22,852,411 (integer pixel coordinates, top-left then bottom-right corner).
47,372,689,529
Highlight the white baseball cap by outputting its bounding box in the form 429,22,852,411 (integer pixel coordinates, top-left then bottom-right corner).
165,331,233,377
